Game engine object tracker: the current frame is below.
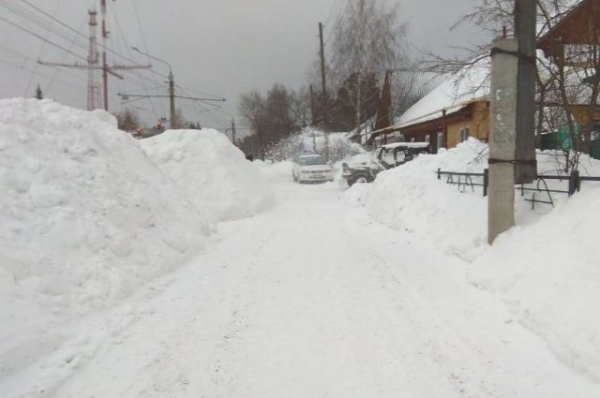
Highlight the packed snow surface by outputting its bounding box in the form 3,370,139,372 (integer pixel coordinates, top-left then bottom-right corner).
346,138,600,384
1,100,599,397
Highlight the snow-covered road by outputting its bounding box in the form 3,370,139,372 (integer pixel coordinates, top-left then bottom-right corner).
37,176,600,397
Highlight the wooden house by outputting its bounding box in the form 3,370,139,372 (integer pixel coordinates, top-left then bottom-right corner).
373,0,600,155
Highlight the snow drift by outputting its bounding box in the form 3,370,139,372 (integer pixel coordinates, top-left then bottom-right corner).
0,99,276,395
345,138,600,382
140,129,274,222
344,139,491,260
0,99,209,313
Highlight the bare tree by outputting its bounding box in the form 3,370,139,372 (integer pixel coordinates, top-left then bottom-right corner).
115,108,141,133
320,0,408,131
330,0,407,82
426,0,600,172
238,85,308,159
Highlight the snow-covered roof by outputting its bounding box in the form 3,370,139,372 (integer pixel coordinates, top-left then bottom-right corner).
396,58,490,129
380,142,430,149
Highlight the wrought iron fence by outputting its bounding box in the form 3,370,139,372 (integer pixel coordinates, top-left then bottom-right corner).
436,168,600,209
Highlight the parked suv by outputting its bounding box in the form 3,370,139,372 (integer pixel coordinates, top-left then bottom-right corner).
293,154,334,183
341,142,430,186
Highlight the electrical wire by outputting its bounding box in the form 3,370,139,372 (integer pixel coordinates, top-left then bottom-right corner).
3,0,221,122
0,58,88,91
0,15,88,62
131,0,165,117
111,1,160,120
24,0,61,95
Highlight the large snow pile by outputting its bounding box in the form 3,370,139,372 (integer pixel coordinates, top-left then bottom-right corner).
346,138,600,382
0,99,209,381
253,159,294,183
469,186,600,383
141,129,273,222
344,139,491,260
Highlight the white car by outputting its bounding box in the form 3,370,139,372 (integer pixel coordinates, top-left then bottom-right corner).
293,154,334,183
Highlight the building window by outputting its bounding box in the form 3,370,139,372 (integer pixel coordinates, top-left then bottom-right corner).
437,132,444,149
460,127,470,142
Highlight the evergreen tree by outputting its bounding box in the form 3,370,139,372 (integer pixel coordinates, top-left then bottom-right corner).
34,85,43,100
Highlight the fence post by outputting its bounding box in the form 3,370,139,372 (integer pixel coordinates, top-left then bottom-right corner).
568,169,580,196
483,168,489,197
437,168,441,180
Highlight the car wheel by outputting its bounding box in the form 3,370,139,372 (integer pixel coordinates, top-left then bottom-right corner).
348,175,369,186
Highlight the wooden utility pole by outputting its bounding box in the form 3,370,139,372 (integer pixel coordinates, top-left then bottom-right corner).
310,84,316,125
319,22,331,159
514,0,537,184
231,119,237,145
168,71,176,128
355,0,365,135
318,22,327,95
318,22,329,128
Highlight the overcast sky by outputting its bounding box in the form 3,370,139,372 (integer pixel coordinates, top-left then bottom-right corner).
0,0,479,131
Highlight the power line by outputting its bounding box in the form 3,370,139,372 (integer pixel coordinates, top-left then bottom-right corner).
0,15,88,62
131,0,165,117
13,0,169,83
2,0,223,119
24,0,61,96
110,2,159,119
0,58,88,92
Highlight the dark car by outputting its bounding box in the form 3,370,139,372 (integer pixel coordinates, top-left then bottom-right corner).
341,142,430,186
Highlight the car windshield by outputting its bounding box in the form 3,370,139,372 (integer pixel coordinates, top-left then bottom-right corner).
299,156,327,166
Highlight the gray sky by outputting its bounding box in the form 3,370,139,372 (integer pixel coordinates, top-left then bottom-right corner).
0,0,478,131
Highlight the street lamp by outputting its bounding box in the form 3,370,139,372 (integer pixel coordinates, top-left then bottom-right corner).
131,46,177,129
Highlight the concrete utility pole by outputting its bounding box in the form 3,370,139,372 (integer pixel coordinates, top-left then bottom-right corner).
119,91,226,128
101,0,108,110
131,47,177,128
88,9,100,110
488,0,537,244
489,37,518,244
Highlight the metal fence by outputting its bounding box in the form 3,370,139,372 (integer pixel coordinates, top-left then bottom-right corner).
437,168,600,209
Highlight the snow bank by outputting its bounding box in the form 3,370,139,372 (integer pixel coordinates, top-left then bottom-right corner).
141,129,273,222
469,186,600,382
346,137,600,382
344,139,490,260
253,160,294,183
0,99,209,380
